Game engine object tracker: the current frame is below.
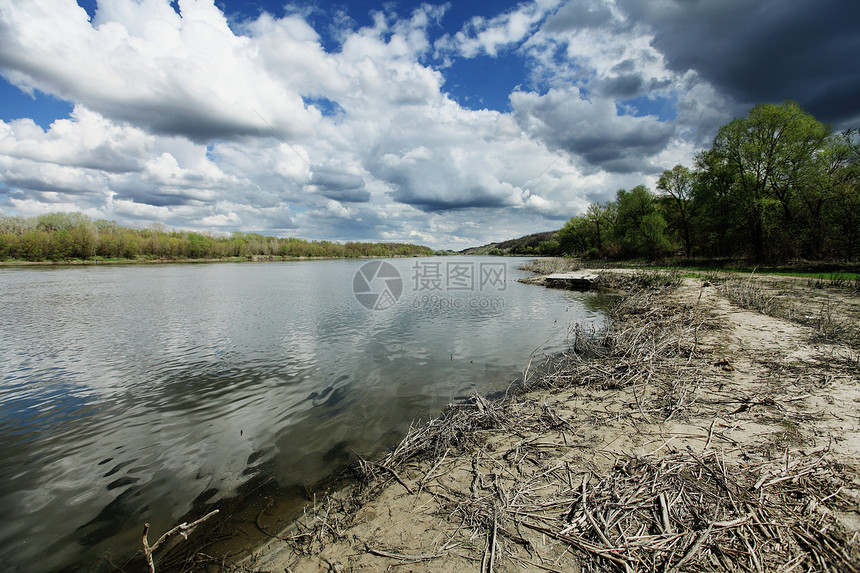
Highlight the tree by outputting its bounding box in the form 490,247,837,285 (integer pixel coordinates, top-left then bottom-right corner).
0,213,435,261
821,130,860,259
584,202,612,254
657,165,697,257
186,233,214,258
638,212,673,259
556,215,591,255
613,185,672,259
694,147,737,257
699,101,830,262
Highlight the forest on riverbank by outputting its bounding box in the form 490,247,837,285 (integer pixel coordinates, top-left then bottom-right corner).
0,213,433,262
476,102,859,263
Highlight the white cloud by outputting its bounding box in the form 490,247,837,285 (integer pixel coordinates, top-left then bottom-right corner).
522,193,559,217
437,0,561,58
0,0,315,140
0,107,148,172
0,0,753,248
321,199,354,219
200,211,241,227
8,196,104,218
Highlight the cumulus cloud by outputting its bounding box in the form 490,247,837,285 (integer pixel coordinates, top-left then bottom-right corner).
511,87,675,173
0,107,147,172
522,2,675,101
0,0,315,141
436,0,559,58
542,0,613,32
201,211,241,227
307,164,371,203
370,112,528,211
522,193,568,220
0,0,855,248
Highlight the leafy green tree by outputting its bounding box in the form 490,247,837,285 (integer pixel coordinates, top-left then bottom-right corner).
694,147,738,257
0,212,433,261
657,165,697,257
0,233,17,259
584,202,614,255
19,229,48,260
638,212,674,259
698,101,829,261
0,216,34,234
95,219,118,232
821,130,860,259
123,238,140,259
556,215,591,255
613,185,672,259
186,233,214,258
537,239,560,255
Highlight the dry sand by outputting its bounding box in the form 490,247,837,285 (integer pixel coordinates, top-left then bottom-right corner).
234,272,859,573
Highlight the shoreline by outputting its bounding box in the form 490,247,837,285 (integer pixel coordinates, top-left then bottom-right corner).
0,254,435,267
154,270,860,572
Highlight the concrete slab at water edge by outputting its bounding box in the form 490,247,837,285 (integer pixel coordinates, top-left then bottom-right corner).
543,271,600,289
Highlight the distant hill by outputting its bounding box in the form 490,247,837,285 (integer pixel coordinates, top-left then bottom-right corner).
460,230,559,255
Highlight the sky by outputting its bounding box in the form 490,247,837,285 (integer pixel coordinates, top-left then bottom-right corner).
0,0,858,249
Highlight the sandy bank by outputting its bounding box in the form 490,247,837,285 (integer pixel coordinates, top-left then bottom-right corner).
224,271,860,572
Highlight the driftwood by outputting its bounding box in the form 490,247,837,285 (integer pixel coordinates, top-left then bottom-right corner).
276,273,859,572
141,509,219,573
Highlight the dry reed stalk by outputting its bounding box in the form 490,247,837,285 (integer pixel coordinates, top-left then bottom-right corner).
267,276,858,573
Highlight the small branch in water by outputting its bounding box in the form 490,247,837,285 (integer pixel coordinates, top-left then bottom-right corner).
141,509,219,573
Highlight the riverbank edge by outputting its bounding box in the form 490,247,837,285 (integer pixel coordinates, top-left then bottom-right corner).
0,254,435,266
192,270,859,572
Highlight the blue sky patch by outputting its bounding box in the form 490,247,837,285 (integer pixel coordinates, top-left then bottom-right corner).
442,52,526,112
617,94,677,122
303,96,345,118
0,77,74,129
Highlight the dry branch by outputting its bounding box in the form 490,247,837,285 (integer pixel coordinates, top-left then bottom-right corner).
365,545,444,561
270,274,859,573
141,509,219,573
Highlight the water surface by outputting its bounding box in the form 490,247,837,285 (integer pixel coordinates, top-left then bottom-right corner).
0,257,608,571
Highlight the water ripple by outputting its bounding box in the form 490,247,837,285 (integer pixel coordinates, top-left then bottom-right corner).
0,259,610,572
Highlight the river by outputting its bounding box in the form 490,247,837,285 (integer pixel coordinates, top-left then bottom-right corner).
0,257,609,571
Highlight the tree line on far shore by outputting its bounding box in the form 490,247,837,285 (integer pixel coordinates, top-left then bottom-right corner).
528,102,859,263
0,213,433,261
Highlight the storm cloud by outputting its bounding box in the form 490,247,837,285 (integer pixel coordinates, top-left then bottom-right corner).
0,0,856,248
618,0,860,128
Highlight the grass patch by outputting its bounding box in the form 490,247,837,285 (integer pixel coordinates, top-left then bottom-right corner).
720,277,859,348
516,257,583,275
655,265,859,280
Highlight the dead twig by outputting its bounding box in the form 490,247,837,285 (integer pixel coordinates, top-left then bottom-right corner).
141,509,219,573
365,545,444,562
